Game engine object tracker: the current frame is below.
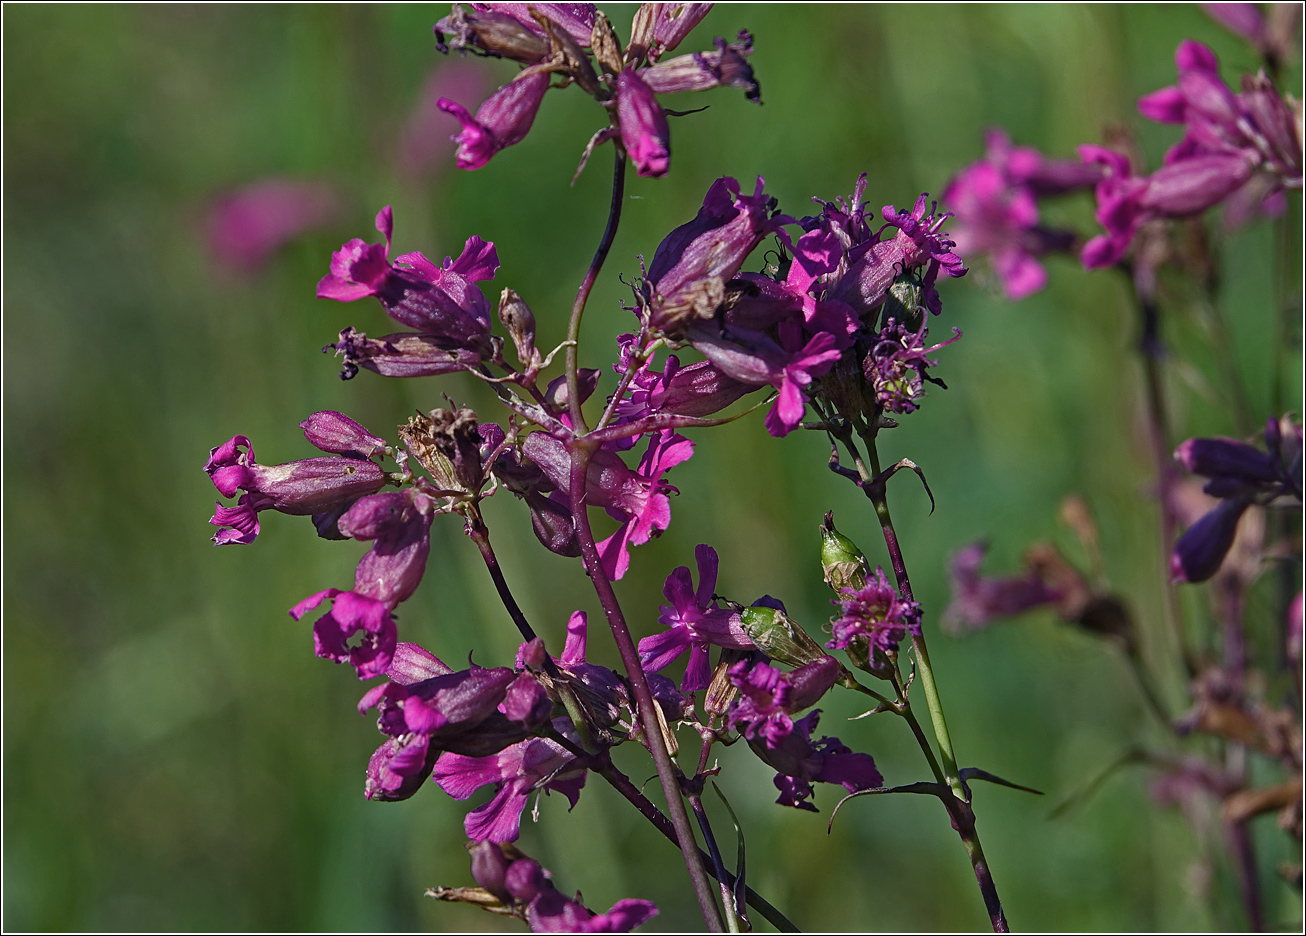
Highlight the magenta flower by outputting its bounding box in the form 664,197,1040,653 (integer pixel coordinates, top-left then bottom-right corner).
288,488,437,678
728,655,840,747
438,71,551,170
981,127,1104,197
205,427,389,545
317,206,499,358
469,843,658,933
1084,40,1302,267
827,566,921,653
942,541,1064,633
637,544,753,691
942,160,1049,300
398,60,492,179
205,178,340,276
645,176,790,332
831,193,966,317
431,720,587,843
688,318,843,437
747,709,882,812
617,69,670,177
520,429,696,580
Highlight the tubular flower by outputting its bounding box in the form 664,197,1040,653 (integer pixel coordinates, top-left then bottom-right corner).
727,655,840,747
1171,415,1302,583
317,206,500,368
432,719,588,843
205,421,390,546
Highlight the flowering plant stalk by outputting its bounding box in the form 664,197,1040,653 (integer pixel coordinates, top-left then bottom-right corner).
205,3,1302,932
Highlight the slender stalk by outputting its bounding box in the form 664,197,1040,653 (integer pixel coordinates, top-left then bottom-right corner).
565,151,627,434
592,755,799,933
568,446,725,932
1133,286,1198,677
689,794,742,933
853,427,1009,933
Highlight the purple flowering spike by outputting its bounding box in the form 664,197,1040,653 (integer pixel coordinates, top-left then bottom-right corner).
943,541,1062,632
292,588,398,679
299,410,389,458
728,656,839,747
438,72,551,171
828,567,922,653
432,722,586,843
748,709,881,811
637,544,752,691
617,69,671,178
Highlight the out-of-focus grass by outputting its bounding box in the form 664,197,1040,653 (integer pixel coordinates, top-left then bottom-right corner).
3,4,1300,931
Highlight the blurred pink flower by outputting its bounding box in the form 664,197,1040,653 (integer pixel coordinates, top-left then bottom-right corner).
205,179,341,275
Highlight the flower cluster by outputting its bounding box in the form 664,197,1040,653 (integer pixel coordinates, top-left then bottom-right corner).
942,129,1096,299
1083,39,1302,267
434,2,758,177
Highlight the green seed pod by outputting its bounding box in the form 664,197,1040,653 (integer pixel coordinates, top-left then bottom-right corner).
739,604,829,670
821,511,868,593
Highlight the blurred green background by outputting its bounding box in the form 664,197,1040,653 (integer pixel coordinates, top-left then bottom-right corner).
4,3,1302,931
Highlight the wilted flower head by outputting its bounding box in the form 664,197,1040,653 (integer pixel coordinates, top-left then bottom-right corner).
828,567,921,654
863,315,961,414
727,655,840,747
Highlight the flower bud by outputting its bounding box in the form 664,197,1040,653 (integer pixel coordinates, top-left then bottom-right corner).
820,511,868,593
299,410,389,458
617,69,670,178
497,288,537,368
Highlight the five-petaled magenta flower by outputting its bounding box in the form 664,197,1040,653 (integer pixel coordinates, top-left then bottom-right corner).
828,566,922,653
317,206,500,355
432,718,588,843
637,544,754,690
